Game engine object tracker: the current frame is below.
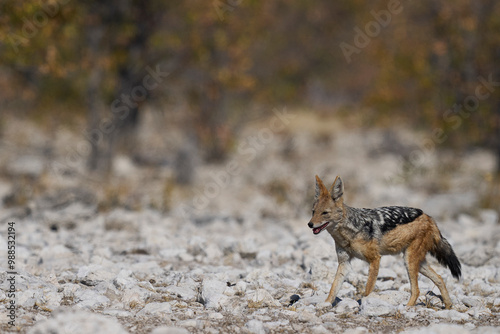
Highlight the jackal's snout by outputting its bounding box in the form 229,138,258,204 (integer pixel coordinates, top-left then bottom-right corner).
308,218,330,234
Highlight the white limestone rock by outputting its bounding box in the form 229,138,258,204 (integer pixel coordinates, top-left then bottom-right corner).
202,279,229,309
360,297,396,316
27,310,127,334
245,319,265,334
334,298,360,314
247,288,280,307
137,302,172,316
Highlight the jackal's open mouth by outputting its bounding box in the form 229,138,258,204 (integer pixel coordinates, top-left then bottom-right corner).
313,222,330,234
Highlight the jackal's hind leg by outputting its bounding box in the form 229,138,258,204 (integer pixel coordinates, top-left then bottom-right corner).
404,248,423,306
419,261,452,309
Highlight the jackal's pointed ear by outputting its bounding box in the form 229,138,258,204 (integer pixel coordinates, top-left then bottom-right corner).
330,176,344,202
315,175,328,199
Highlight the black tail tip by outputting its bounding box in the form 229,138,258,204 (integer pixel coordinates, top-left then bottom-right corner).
444,248,462,279
448,255,462,280
431,236,462,280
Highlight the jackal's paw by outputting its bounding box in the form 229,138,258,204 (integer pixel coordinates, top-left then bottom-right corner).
425,291,447,309
331,297,342,307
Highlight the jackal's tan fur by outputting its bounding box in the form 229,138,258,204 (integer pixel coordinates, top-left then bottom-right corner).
308,175,461,309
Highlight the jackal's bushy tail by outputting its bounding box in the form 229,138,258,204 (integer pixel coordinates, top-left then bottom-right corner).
430,233,462,279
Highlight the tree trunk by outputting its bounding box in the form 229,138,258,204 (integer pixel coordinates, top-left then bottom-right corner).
105,3,151,164
495,102,500,175
85,25,105,172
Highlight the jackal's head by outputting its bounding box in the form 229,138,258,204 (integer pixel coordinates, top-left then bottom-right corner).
308,175,344,235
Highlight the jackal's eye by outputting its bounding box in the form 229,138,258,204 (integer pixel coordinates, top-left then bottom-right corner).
312,210,315,215
322,211,329,215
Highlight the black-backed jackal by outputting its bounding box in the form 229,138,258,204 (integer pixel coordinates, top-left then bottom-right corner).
308,175,461,309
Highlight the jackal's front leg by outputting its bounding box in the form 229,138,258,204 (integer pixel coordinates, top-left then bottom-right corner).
364,256,380,296
326,246,351,304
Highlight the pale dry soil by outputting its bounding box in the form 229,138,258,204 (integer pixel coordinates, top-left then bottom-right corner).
0,112,499,333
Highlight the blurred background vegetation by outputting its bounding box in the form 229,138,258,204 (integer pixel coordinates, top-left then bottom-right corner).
0,0,499,177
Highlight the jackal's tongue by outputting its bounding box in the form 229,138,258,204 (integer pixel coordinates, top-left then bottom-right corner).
313,222,329,234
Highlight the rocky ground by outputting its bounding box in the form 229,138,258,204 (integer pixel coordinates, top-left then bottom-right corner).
0,111,499,333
